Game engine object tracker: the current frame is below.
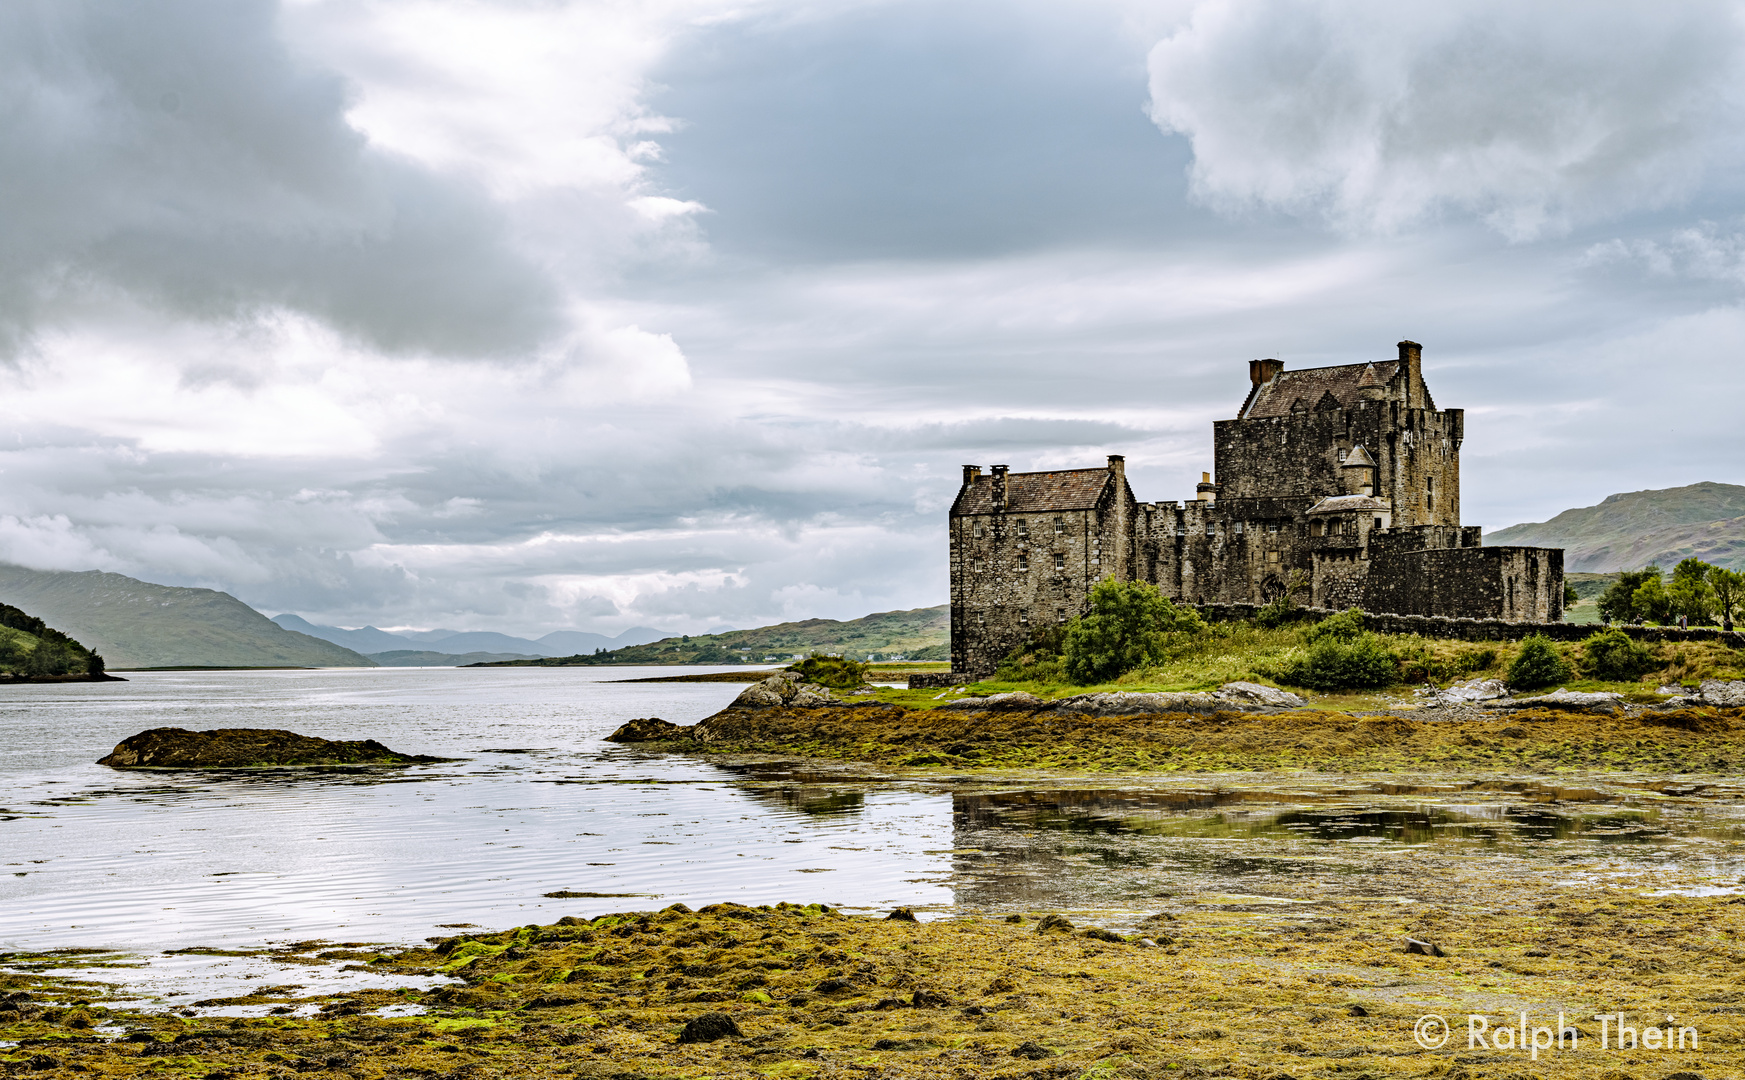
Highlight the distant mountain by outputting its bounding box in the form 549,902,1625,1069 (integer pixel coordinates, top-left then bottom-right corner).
368,650,540,667
272,617,673,658
479,606,949,667
0,566,374,669
1489,482,1745,571
271,615,417,655
536,627,668,654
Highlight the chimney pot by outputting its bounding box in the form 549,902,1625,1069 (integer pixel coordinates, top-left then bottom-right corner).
1248,358,1285,386
962,464,982,487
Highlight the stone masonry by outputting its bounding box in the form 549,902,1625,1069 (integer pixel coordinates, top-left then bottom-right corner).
947,340,1565,676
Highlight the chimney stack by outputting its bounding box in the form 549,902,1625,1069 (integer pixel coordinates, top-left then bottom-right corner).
1106,454,1125,479
1397,340,1422,405
1196,470,1217,502
991,464,1009,511
962,464,981,488
1249,358,1284,386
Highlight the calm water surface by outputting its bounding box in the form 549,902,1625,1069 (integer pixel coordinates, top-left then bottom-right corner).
4,667,1743,969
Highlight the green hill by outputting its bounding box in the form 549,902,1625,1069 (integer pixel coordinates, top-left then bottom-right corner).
369,650,539,667
0,565,375,669
1489,482,1745,572
477,605,949,667
0,600,105,678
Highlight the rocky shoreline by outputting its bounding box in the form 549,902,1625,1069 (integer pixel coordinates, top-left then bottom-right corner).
604,672,1745,773
4,891,1740,1078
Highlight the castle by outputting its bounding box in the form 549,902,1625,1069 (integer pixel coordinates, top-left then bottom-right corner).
947,340,1565,675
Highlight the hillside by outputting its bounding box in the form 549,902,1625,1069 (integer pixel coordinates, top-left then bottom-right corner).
0,566,374,669
1488,482,1745,571
477,605,950,666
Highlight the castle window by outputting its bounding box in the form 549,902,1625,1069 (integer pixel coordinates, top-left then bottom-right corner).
1234,521,1244,535
973,523,984,538
1053,517,1065,534
1267,522,1279,535
1374,516,1384,530
1054,553,1065,571
1017,520,1029,538
1426,476,1435,512
1056,608,1067,624
1310,520,1324,537
1017,553,1028,570
977,611,985,625
1019,611,1029,625
971,558,983,572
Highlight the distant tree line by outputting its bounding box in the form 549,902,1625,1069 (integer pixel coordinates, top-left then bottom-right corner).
1597,558,1743,630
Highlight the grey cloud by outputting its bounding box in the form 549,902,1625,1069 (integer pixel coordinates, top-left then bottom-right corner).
0,0,560,357
1147,0,1745,237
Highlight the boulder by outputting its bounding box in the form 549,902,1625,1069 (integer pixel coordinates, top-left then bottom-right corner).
730,672,836,708
97,727,450,768
1214,682,1307,708
1433,678,1510,704
1482,690,1624,715
1699,679,1745,707
604,717,689,743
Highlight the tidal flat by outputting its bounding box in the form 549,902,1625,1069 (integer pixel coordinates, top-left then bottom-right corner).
7,670,1745,1077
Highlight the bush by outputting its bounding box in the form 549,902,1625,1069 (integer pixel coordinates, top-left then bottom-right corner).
1305,608,1364,644
1597,567,1661,623
1507,635,1572,690
1061,578,1205,684
1580,629,1657,682
994,626,1070,684
787,654,868,689
1271,633,1397,691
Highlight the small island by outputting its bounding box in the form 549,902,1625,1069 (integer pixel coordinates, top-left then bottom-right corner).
97,727,453,768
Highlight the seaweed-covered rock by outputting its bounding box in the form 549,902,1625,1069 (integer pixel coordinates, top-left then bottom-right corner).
604,717,689,743
678,1012,742,1043
97,728,450,768
730,672,836,709
1426,678,1510,705
936,692,1047,712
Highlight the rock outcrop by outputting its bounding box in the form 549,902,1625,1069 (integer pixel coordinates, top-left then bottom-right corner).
604,717,688,743
1482,690,1624,715
97,727,450,768
937,682,1307,716
730,671,838,708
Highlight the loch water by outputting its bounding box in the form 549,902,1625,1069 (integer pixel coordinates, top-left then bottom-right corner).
4,666,1744,971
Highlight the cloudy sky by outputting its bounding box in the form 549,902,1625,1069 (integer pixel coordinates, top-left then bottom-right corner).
2,0,1742,636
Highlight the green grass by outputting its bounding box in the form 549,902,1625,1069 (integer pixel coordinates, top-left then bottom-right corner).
900,619,1742,706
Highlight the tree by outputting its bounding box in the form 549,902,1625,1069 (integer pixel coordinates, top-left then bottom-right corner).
1667,558,1716,625
1564,582,1579,609
1508,635,1572,690
1631,576,1673,624
1711,566,1744,632
1597,567,1661,623
1062,578,1204,684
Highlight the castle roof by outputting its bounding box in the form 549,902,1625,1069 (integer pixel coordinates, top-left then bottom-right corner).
1238,360,1400,420
953,468,1114,515
1306,495,1392,514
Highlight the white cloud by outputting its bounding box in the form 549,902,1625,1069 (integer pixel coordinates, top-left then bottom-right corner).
1147,0,1745,238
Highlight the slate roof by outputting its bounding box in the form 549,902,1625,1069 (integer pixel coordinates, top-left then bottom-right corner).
1306,495,1393,514
953,468,1113,515
1239,360,1399,419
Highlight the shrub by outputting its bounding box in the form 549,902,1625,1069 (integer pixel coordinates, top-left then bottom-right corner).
1580,629,1657,682
994,626,1070,684
1507,635,1572,690
1305,608,1364,644
1271,633,1397,691
1061,578,1204,684
787,654,868,689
